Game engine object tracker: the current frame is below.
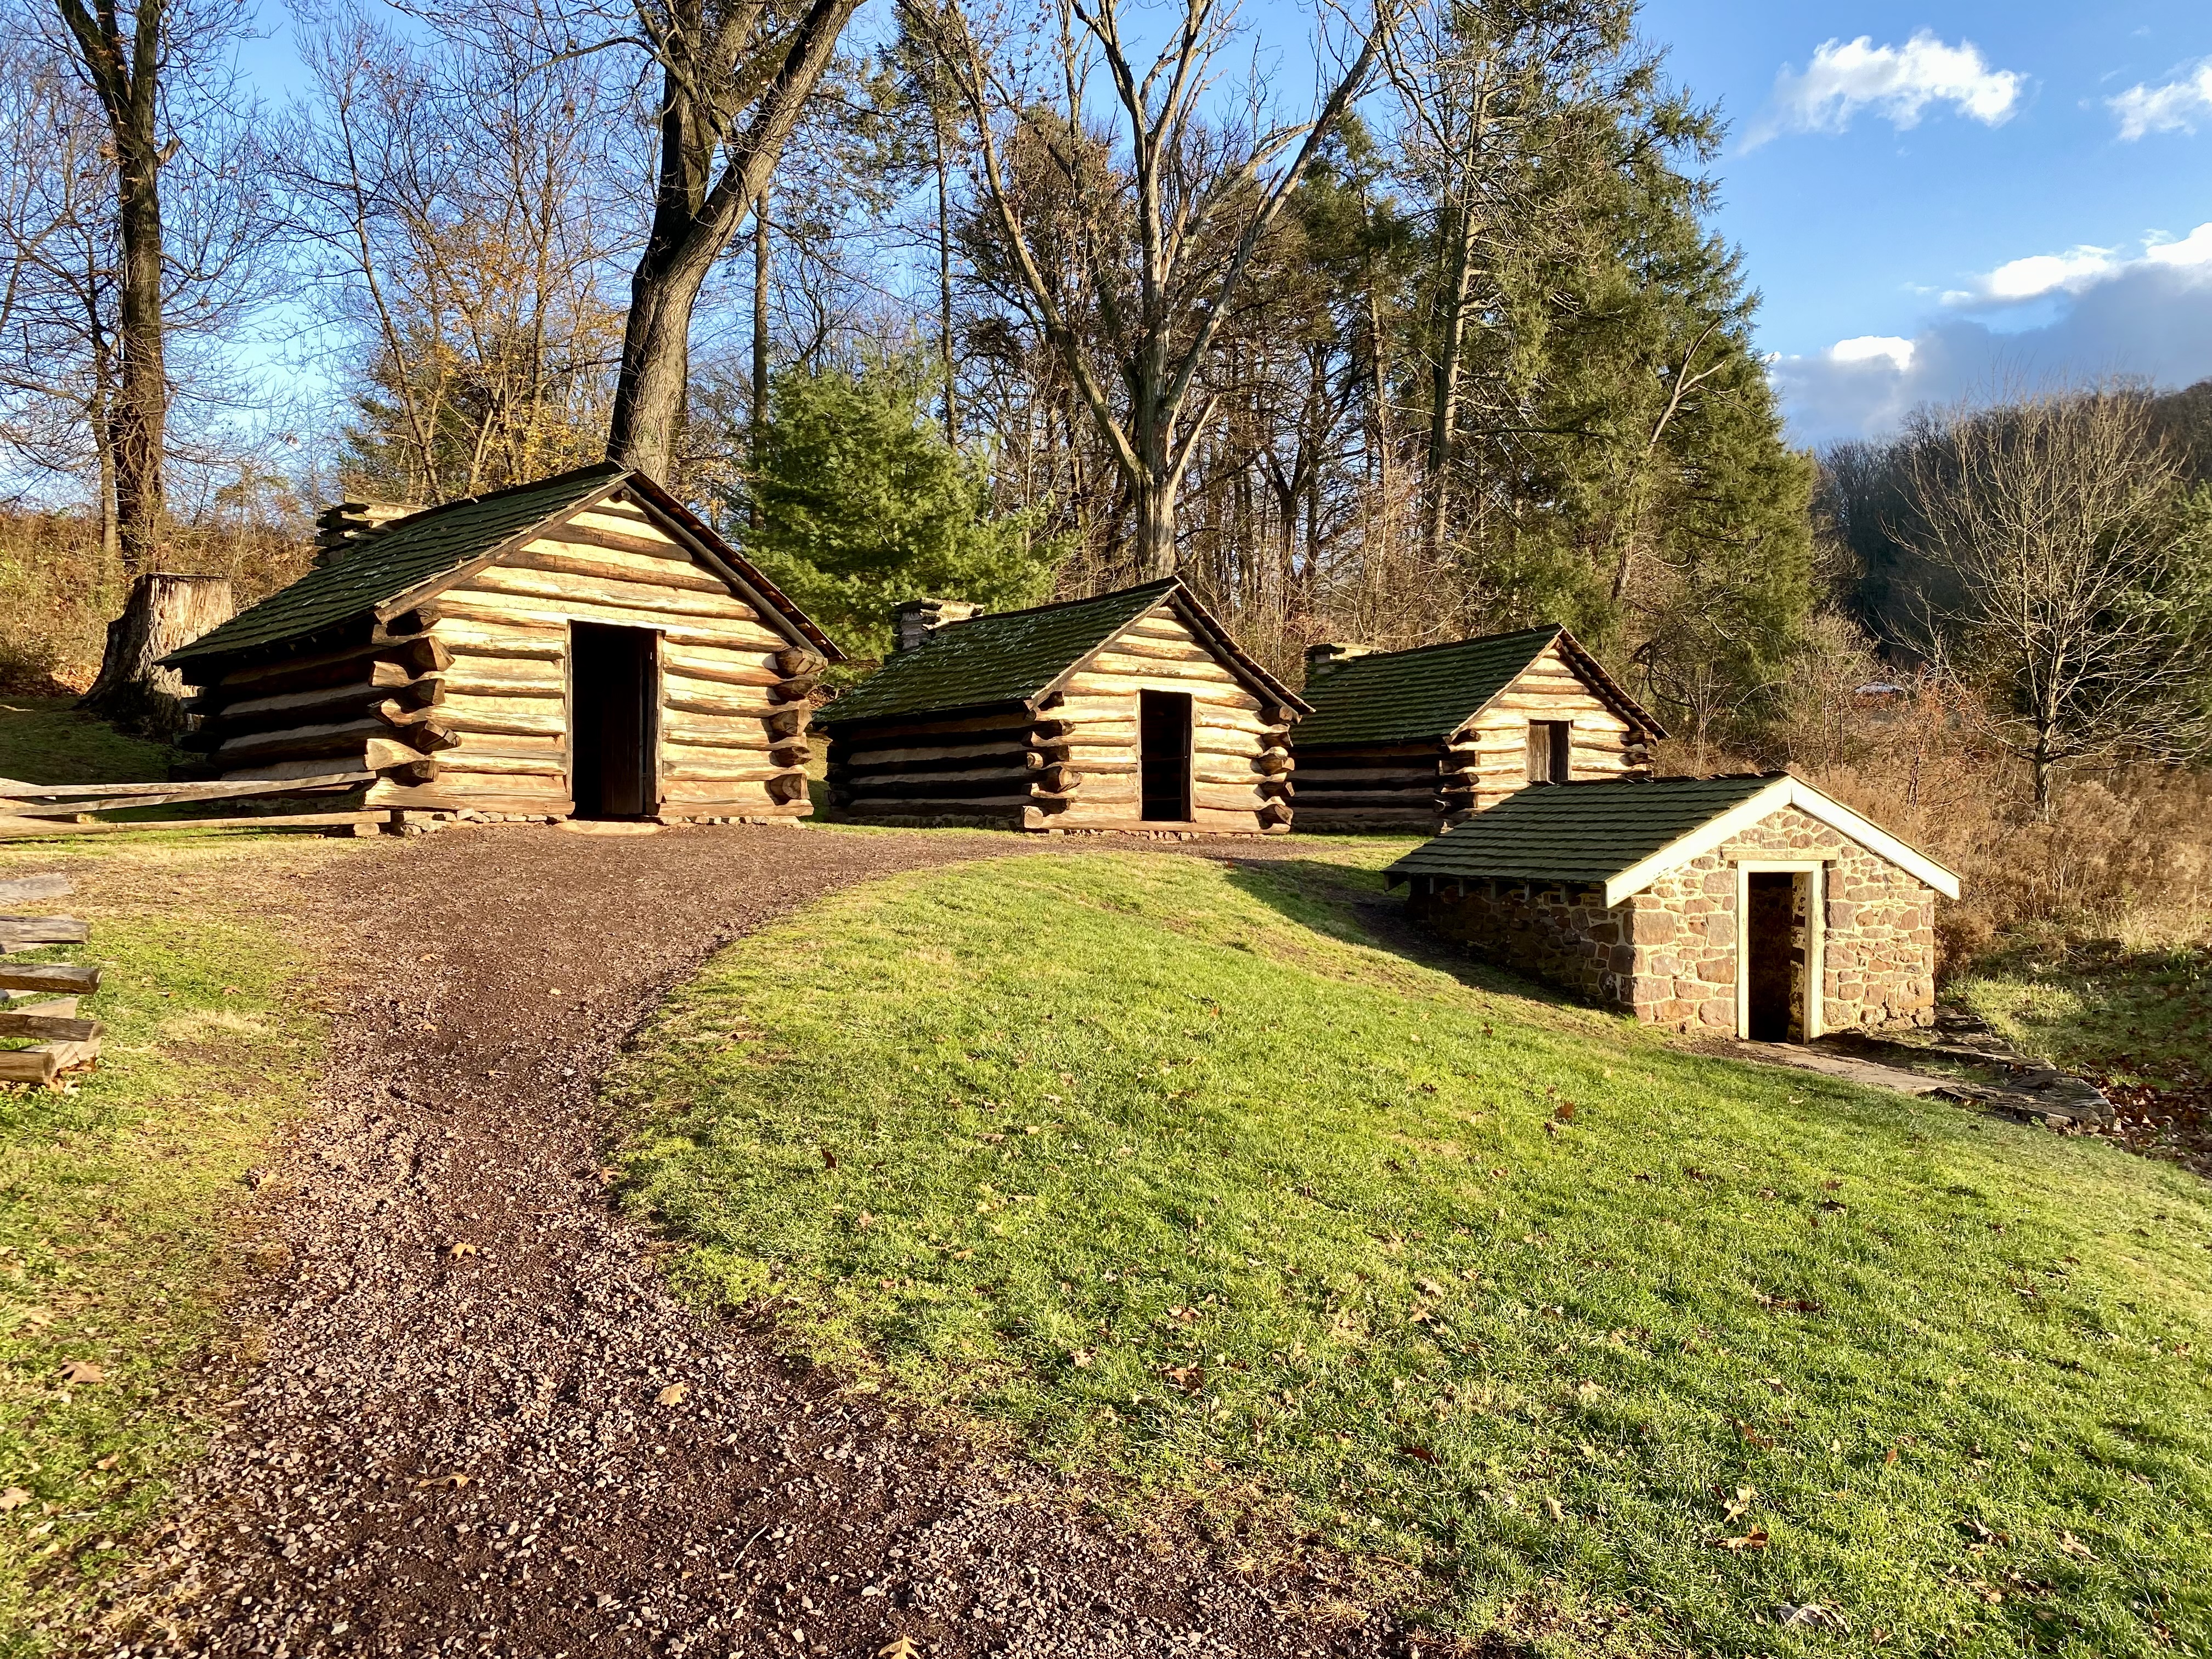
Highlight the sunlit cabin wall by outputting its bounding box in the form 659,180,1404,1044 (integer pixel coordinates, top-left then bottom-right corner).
1295,640,1649,833
1038,608,1292,835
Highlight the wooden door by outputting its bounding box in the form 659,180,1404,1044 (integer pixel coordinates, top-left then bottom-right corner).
570,622,659,819
1139,690,1193,822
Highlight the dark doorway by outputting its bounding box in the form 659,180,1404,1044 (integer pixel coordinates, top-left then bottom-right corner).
571,622,659,819
1526,720,1571,782
1745,871,1807,1041
1139,689,1193,822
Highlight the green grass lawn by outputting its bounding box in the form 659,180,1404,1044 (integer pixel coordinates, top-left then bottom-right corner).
0,861,324,1653
0,699,174,788
610,852,2212,1658
1951,939,2211,1094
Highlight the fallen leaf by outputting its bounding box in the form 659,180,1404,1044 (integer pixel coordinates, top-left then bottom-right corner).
656,1383,690,1407
1069,1349,1093,1368
94,1454,119,1471
414,1472,470,1490
1398,1443,1437,1463
1554,1102,1576,1121
2058,1531,2096,1560
821,1147,838,1170
878,1639,921,1659
1724,1486,1757,1522
854,1210,874,1229
1884,1447,1899,1466
1543,1496,1565,1521
1415,1277,1446,1298
58,1361,104,1385
1161,1365,1204,1393
1716,1528,1769,1552
0,1488,31,1512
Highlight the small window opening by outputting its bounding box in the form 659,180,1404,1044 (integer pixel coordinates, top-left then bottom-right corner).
1526,720,1572,783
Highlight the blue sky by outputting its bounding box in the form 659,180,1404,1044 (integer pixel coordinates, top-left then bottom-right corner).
1643,1,2212,443
229,1,2212,451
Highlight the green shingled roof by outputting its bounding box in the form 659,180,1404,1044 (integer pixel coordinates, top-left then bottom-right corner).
1387,774,1785,887
165,463,628,665
820,579,1246,727
1295,626,1562,747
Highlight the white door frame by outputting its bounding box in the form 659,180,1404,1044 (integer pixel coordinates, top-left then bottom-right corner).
1734,860,1825,1041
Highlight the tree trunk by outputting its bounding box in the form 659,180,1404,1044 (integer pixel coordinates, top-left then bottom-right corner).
933,105,958,443
602,0,864,485
79,574,235,738
57,0,171,578
1421,197,1475,564
752,185,771,447
1133,472,1177,579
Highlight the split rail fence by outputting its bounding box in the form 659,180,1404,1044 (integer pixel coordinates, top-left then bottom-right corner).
0,872,101,1087
0,773,388,840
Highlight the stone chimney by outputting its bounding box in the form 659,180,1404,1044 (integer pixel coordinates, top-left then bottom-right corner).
1304,641,1377,684
313,500,420,568
890,596,983,653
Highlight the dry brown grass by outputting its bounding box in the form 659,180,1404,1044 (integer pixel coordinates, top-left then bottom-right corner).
1669,670,2212,973
0,507,313,695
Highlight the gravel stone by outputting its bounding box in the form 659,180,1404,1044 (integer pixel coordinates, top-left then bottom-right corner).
98,823,1409,1658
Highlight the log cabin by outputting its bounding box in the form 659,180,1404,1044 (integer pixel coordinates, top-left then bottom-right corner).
1291,625,1666,832
819,580,1308,834
161,461,843,822
1387,772,1959,1037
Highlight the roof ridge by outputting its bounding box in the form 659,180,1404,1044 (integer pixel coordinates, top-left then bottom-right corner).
1319,623,1562,668
938,576,1181,629
399,458,627,522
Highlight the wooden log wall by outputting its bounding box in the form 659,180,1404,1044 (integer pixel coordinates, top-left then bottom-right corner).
1040,608,1291,834
179,628,456,791
1295,640,1650,831
183,490,819,821
825,709,1040,827
825,608,1292,834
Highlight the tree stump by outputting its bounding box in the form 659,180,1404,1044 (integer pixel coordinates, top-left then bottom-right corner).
78,573,236,738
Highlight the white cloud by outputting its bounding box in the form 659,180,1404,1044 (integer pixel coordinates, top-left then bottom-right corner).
2109,59,2212,139
1770,225,2212,444
1747,31,2025,148
1827,336,1916,371
1940,225,2212,308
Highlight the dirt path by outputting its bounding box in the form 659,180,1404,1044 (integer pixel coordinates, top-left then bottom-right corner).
104,824,1402,1659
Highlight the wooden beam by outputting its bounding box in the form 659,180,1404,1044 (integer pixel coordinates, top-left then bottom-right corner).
0,812,387,844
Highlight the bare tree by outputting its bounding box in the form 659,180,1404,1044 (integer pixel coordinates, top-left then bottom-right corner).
2,0,266,568
596,0,866,483
44,0,256,573
911,0,1391,578
280,2,629,503
1903,388,2212,816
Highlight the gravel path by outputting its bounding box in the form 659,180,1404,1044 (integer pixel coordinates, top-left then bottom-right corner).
104,823,1403,1659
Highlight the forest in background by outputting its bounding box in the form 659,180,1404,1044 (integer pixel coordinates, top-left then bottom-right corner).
2,0,2209,952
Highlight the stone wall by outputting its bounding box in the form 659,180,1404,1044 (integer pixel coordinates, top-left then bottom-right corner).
1407,803,1939,1034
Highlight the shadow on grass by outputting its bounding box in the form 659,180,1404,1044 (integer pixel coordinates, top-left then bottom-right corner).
1214,853,1587,1013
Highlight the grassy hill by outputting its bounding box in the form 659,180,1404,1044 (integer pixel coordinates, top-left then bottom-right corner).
610,849,2212,1658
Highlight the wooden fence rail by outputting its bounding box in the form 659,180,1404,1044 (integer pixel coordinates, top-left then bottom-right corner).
0,876,101,1086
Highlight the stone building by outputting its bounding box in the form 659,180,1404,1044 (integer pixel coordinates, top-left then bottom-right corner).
1291,624,1666,832
1386,772,1959,1039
